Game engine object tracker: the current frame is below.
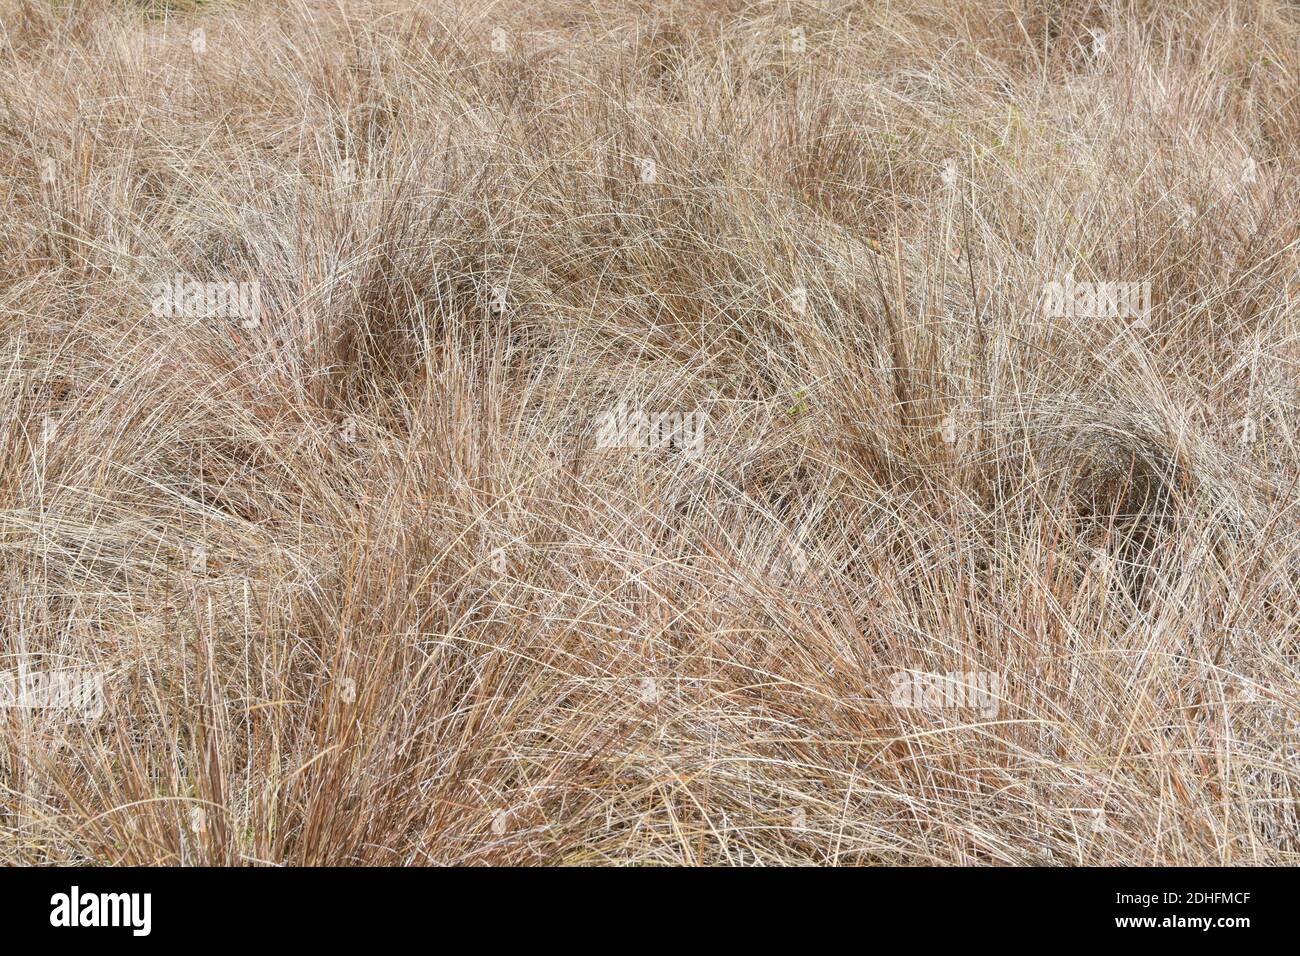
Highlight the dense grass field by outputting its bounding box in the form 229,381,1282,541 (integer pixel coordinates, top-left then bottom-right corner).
1,0,1299,865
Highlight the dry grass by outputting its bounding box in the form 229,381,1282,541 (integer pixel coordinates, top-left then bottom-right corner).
1,0,1299,865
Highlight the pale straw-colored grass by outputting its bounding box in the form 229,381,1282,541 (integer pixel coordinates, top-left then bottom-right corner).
1,0,1298,864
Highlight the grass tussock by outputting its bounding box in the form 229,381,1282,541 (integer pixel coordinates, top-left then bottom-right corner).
1,0,1300,865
